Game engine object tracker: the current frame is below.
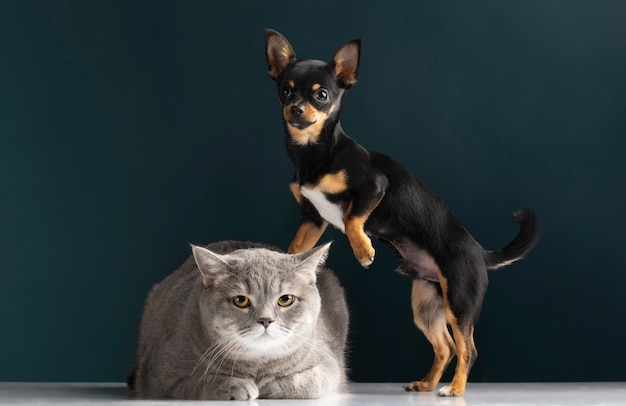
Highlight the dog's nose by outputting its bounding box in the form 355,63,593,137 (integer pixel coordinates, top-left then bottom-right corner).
258,318,274,329
290,105,304,116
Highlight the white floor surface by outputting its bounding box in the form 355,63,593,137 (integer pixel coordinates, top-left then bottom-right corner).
0,382,624,405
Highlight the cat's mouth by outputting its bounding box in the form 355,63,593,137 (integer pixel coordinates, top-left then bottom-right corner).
257,329,281,341
236,327,291,355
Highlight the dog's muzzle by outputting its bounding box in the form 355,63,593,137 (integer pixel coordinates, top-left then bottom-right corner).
286,104,316,129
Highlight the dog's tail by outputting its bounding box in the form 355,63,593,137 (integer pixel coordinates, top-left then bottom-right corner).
485,209,540,270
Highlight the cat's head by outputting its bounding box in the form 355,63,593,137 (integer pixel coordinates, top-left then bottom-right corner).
191,242,331,358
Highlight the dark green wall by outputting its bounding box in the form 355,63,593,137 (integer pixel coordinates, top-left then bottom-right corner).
1,0,625,383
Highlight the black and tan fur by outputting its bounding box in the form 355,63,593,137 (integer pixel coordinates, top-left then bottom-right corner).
265,29,540,397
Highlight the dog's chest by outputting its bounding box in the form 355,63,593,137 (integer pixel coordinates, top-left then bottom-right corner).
300,186,346,233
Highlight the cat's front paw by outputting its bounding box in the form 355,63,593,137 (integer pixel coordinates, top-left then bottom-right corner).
214,381,259,400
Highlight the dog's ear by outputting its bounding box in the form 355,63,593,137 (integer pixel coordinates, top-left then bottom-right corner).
330,39,362,88
265,29,296,80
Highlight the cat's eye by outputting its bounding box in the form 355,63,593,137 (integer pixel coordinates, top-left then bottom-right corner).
277,294,295,307
314,88,328,101
233,295,250,308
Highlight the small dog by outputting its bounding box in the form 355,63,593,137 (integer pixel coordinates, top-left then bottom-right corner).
265,29,540,397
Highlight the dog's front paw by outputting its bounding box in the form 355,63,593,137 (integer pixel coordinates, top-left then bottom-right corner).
345,224,375,268
360,255,375,268
214,381,259,401
354,244,375,268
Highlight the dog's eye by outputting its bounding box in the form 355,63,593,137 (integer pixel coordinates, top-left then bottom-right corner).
280,86,292,98
314,88,328,101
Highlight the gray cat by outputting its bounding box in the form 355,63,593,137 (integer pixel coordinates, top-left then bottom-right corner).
128,240,349,400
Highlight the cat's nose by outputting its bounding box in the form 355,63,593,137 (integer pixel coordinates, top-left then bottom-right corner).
258,318,274,329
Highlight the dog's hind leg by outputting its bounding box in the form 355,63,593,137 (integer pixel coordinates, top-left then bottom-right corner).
437,319,477,396
404,279,456,392
437,272,484,397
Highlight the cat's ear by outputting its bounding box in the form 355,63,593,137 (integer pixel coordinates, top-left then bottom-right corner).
191,244,231,288
294,242,332,283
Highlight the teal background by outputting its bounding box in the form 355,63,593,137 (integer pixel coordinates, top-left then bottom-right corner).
1,0,625,383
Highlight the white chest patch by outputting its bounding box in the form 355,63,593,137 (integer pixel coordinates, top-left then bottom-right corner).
301,186,345,233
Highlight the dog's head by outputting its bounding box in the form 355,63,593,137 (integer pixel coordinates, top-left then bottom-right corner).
265,29,361,145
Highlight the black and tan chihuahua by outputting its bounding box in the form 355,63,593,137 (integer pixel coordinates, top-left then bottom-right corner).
265,29,540,397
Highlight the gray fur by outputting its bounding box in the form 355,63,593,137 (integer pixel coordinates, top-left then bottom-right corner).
128,240,349,400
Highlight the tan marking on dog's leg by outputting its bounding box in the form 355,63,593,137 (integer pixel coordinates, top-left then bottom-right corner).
404,279,456,392
438,275,471,397
289,181,303,204
343,193,384,267
317,170,348,194
440,321,471,397
344,216,373,266
469,326,478,368
288,221,328,254
288,181,328,253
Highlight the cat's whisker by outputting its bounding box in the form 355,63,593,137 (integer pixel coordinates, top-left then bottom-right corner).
192,335,233,375
291,334,336,364
191,334,241,389
193,343,220,374
212,341,240,381
203,340,240,383
229,344,244,379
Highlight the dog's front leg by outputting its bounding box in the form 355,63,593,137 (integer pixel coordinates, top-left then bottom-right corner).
343,177,386,267
289,219,328,253
288,181,328,253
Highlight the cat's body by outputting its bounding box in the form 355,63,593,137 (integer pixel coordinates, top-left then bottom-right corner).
128,240,349,400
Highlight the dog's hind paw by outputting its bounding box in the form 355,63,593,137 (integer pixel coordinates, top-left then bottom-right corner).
438,385,465,397
404,381,436,392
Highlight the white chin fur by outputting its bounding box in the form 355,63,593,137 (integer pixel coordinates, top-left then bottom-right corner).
237,327,292,357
